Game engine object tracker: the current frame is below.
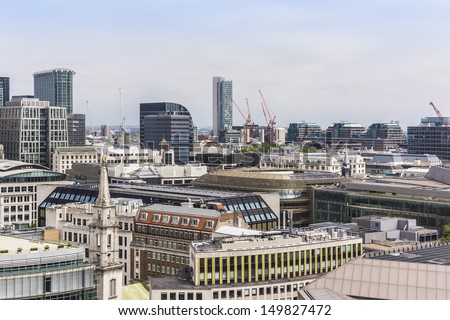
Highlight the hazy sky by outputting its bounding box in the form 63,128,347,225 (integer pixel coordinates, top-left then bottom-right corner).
3,0,450,130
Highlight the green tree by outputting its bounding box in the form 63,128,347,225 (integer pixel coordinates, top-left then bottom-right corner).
441,223,450,241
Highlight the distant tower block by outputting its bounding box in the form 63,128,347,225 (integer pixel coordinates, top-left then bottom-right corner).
101,124,110,137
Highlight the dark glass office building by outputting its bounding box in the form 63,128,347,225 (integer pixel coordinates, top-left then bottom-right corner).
408,117,450,161
0,77,10,107
67,113,86,146
140,102,193,164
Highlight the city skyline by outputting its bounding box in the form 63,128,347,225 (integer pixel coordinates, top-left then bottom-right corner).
3,1,450,129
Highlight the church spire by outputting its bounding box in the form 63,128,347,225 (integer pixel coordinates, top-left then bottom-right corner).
96,155,112,207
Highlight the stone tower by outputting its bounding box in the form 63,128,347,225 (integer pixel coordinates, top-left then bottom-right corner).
89,157,123,300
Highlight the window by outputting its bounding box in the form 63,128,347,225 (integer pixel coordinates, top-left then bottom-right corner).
181,217,189,225
152,214,161,222
191,218,199,227
140,212,148,220
171,216,180,224
162,215,170,223
45,276,52,293
110,279,116,298
205,220,214,228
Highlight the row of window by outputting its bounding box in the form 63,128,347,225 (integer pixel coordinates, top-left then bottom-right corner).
148,213,215,229
6,205,33,218
161,292,202,300
60,154,96,160
135,237,190,252
148,251,189,265
135,224,210,241
212,282,305,299
197,244,362,285
3,213,30,222
64,231,88,244
1,186,35,193
148,264,179,275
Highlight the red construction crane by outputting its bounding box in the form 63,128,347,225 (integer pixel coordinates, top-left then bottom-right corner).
259,90,277,143
232,98,253,143
430,102,450,134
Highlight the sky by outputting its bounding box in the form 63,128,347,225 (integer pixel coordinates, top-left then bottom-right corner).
3,0,450,130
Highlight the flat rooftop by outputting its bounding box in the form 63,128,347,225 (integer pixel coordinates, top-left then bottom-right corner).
369,245,450,266
192,228,359,253
0,235,61,253
150,274,320,291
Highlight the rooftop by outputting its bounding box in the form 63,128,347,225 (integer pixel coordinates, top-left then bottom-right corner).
0,234,62,253
192,227,360,253
33,68,76,76
150,273,320,291
139,203,220,219
370,245,450,266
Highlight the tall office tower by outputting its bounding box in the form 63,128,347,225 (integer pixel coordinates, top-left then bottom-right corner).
212,76,233,141
408,116,450,161
0,77,10,107
0,97,68,168
140,102,193,164
33,68,75,114
67,113,86,146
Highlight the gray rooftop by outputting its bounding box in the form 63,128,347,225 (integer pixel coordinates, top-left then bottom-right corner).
141,203,220,218
369,245,450,266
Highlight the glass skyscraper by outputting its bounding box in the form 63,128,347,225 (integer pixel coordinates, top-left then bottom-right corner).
33,68,75,114
140,102,193,164
408,116,450,161
212,76,233,141
0,77,10,107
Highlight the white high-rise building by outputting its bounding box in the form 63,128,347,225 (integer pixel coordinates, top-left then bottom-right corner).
0,97,68,168
212,76,233,141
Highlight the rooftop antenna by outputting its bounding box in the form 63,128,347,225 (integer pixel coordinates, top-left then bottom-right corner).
119,88,126,133
86,100,94,134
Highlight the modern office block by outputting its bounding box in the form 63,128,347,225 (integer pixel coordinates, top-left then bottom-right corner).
287,122,322,142
408,117,450,160
0,97,68,168
139,102,193,164
0,160,66,229
149,227,363,300
0,235,96,300
67,113,86,146
212,76,233,141
34,68,75,114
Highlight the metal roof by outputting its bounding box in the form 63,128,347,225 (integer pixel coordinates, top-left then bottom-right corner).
122,282,149,300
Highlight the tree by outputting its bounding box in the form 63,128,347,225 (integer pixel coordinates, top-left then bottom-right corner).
441,223,450,241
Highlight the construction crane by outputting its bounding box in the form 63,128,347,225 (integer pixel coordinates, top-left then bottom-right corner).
232,98,253,143
430,102,450,134
259,90,276,143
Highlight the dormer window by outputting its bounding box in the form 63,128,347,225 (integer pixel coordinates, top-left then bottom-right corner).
181,217,189,225
139,212,148,220
152,214,160,222
205,220,214,229
191,218,199,227
162,215,170,223
171,216,180,224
